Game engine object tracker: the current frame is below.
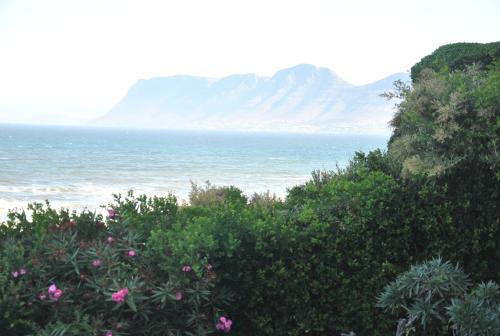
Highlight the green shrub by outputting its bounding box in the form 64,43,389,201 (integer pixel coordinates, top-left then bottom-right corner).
448,281,500,336
377,257,470,334
410,42,500,81
0,198,232,336
143,145,497,335
387,59,500,282
378,259,500,336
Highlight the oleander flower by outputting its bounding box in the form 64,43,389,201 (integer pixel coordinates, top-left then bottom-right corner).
105,331,113,336
48,284,57,295
127,250,136,257
19,267,27,275
182,265,192,272
106,236,115,244
47,284,63,300
11,270,19,278
38,293,47,300
52,289,63,300
107,209,117,219
91,259,102,268
216,316,233,333
111,288,129,303
175,291,183,300
111,292,124,303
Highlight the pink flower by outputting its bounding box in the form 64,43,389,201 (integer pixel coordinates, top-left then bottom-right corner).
48,284,63,300
91,259,102,268
111,292,123,302
182,265,192,272
175,291,183,301
216,316,233,333
127,250,136,257
38,293,47,300
111,288,129,303
53,289,63,300
205,264,213,271
48,284,57,295
11,271,19,278
47,284,62,300
105,331,113,336
106,236,114,244
107,209,116,219
19,268,27,275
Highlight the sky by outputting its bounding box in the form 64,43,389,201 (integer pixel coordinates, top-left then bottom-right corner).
0,0,498,125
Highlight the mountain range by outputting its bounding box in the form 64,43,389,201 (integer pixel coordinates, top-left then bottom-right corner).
96,64,409,133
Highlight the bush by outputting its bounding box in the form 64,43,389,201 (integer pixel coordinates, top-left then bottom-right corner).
154,156,448,335
410,42,500,81
0,198,232,336
377,257,470,334
387,59,500,282
378,259,500,336
448,281,500,336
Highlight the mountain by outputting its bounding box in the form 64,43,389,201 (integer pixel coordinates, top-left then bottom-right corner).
96,64,410,133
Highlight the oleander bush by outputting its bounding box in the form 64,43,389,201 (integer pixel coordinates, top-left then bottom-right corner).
0,200,233,336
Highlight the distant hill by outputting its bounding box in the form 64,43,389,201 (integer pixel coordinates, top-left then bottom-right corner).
96,64,409,133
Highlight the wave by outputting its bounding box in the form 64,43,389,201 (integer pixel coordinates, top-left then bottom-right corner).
0,186,76,194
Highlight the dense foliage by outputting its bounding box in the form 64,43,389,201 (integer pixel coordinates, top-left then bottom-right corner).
1,42,499,335
390,62,499,178
0,200,233,336
410,41,500,81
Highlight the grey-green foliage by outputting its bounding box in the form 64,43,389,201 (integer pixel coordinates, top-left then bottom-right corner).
377,257,471,333
447,281,500,336
388,62,500,178
32,312,96,336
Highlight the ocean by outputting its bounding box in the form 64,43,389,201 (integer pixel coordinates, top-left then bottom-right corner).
0,124,388,219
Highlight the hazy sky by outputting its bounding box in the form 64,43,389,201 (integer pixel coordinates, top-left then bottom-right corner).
0,0,498,124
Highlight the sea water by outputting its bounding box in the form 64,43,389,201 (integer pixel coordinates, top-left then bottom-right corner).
0,124,388,218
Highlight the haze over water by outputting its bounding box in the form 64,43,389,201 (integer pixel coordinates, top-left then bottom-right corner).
0,124,388,218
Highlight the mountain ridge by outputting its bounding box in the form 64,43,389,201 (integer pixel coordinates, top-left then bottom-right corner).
96,64,409,133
